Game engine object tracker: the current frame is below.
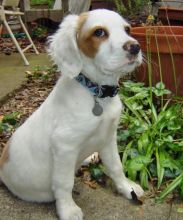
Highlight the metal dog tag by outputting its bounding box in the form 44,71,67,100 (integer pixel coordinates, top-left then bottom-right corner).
92,99,103,116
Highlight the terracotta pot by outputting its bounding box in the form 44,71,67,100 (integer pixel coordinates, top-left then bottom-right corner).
158,6,183,25
131,26,183,96
90,0,114,10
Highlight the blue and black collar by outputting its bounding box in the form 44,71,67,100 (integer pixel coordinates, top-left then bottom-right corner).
75,73,119,98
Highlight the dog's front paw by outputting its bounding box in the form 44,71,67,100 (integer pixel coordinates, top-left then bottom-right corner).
56,199,83,220
117,178,144,200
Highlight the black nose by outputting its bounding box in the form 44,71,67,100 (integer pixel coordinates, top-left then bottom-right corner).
130,43,141,55
123,41,141,55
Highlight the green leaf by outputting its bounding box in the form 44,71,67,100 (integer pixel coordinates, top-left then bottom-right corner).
163,135,173,143
156,148,165,188
127,148,139,159
91,167,103,179
140,168,149,189
0,122,12,133
89,164,104,180
122,141,133,166
2,112,19,126
125,155,152,180
156,173,183,203
163,89,171,95
156,82,165,90
117,130,130,142
179,179,183,196
164,168,178,178
131,102,143,110
153,82,171,96
138,132,149,154
167,121,181,131
167,142,183,152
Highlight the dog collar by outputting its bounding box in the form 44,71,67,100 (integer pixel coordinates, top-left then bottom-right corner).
75,73,119,98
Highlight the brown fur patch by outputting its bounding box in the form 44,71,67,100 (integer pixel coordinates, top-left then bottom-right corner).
0,142,9,168
77,13,109,58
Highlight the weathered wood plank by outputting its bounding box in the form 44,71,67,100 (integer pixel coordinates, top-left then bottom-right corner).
21,0,68,23
25,9,64,23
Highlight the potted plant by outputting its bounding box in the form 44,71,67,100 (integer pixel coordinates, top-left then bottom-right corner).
131,26,183,97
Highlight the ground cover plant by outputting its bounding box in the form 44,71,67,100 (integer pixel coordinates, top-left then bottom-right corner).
118,81,183,202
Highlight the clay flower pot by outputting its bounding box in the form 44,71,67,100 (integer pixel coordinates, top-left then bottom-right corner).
131,26,183,96
158,6,183,25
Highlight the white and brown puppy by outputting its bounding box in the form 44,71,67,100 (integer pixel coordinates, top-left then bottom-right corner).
0,9,143,220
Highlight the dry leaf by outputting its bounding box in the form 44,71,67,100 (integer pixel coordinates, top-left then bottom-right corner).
84,180,98,189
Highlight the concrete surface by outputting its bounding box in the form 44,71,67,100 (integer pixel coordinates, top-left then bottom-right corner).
0,53,183,220
0,178,180,220
0,53,52,102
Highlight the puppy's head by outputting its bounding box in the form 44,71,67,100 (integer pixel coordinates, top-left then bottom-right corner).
48,9,142,79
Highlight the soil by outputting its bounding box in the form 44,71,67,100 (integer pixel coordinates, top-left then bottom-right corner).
0,72,58,154
0,37,46,55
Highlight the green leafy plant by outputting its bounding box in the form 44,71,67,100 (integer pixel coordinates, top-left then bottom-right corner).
112,0,151,16
118,81,183,201
32,25,48,39
26,65,57,80
31,0,55,8
89,163,105,181
0,112,20,133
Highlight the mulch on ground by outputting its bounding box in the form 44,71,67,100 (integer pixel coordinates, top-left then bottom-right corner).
0,72,58,154
0,37,46,54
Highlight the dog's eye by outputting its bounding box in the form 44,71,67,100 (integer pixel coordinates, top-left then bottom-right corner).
93,28,107,37
124,26,131,35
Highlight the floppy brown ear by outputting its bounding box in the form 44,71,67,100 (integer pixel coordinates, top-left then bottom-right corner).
48,15,82,78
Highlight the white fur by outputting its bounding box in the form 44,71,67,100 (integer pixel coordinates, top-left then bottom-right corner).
0,9,143,220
